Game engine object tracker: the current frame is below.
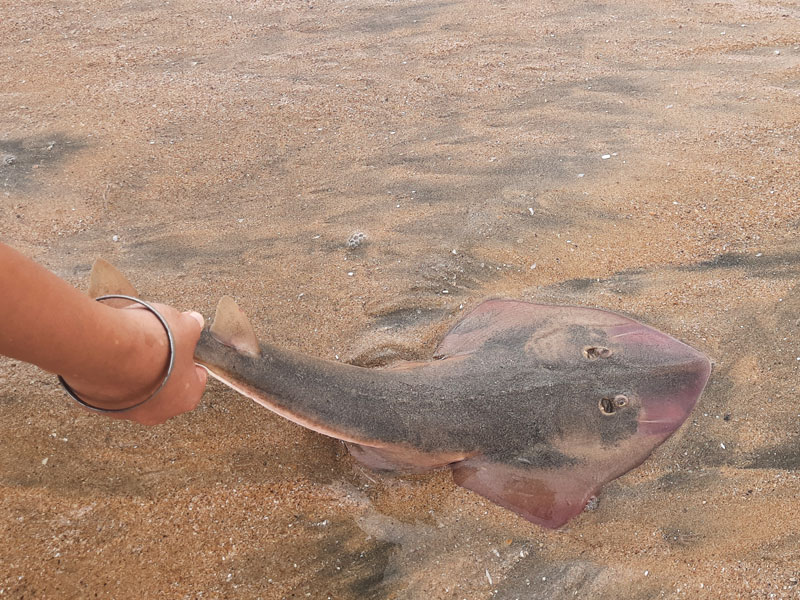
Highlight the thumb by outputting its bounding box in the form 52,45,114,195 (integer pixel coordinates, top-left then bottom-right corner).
186,310,205,329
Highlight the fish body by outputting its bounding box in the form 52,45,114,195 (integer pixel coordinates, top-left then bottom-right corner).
195,297,711,528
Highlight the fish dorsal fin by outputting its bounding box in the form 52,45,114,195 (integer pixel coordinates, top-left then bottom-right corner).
88,258,139,306
435,299,536,358
210,296,261,357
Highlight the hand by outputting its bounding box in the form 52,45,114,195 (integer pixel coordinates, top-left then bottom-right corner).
64,304,208,425
0,242,208,424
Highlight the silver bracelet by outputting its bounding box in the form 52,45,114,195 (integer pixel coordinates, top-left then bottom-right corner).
57,295,176,413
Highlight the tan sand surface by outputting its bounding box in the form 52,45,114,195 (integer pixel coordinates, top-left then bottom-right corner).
1,0,798,597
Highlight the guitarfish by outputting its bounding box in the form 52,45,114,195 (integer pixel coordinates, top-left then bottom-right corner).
91,261,711,528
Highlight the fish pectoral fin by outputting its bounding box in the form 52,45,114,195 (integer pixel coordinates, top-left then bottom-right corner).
88,258,139,302
435,299,534,358
210,296,261,358
450,457,600,529
346,442,470,473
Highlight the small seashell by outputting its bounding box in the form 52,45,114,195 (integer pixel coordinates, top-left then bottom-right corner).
347,231,367,249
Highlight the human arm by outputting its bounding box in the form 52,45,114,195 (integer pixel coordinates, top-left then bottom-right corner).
0,242,207,425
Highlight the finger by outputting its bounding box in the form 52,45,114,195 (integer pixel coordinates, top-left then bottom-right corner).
181,366,208,412
187,365,208,398
195,365,208,389
186,310,205,329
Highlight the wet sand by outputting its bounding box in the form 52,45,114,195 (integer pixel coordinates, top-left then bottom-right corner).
1,0,799,598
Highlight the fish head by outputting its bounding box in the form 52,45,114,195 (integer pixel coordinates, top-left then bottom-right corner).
439,300,712,454
595,317,712,442
441,300,712,528
533,307,712,490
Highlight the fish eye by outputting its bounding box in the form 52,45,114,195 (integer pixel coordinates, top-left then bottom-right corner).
583,346,612,360
614,394,628,407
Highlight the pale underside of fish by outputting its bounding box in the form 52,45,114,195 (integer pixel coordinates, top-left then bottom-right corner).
90,259,712,528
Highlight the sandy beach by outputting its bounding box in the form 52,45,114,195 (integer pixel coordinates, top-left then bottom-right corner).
1,0,799,597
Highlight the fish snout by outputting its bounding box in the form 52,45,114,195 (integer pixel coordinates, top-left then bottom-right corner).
636,352,711,437
605,321,712,436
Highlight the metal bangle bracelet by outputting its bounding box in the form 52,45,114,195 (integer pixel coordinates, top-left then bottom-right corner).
57,295,176,413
